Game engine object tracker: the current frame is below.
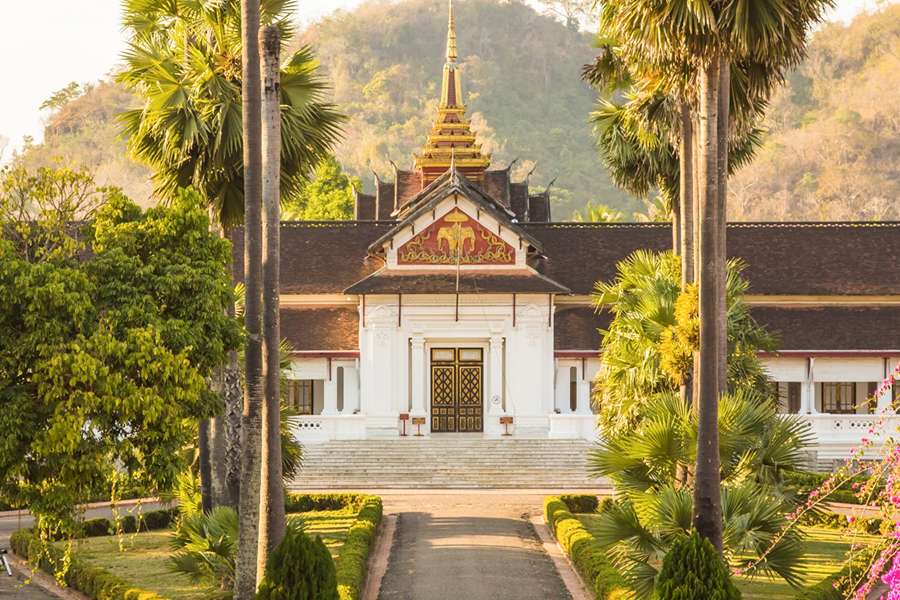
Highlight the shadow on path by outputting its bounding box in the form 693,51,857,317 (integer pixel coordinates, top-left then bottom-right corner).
378,510,571,600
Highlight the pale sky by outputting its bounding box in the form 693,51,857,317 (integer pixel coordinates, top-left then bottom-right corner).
0,0,888,162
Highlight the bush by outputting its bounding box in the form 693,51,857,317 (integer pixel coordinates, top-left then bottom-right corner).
655,530,741,600
257,522,339,600
784,471,878,506
560,494,600,513
544,496,629,600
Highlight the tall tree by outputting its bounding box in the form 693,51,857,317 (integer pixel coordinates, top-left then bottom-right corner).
118,0,344,509
234,0,264,596
258,24,287,561
588,0,833,550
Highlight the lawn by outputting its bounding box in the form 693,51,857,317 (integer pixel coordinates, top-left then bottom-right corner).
575,514,876,599
65,508,359,599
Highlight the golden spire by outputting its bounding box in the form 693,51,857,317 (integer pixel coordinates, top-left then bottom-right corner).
413,0,491,184
446,0,457,64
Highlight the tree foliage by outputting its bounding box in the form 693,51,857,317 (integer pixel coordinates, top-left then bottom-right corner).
591,250,777,436
117,0,344,226
282,156,359,221
0,166,241,533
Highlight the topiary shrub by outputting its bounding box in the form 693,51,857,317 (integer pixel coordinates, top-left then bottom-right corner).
655,530,741,600
256,521,339,600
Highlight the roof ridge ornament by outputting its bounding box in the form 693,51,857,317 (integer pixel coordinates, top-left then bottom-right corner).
447,0,457,64
412,0,491,185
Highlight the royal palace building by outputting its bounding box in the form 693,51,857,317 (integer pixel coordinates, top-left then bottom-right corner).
234,2,900,464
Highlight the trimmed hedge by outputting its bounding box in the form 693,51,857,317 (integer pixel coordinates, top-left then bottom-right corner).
544,496,629,600
79,508,177,538
285,493,369,514
560,494,600,514
285,492,383,600
799,509,885,535
334,496,383,600
10,529,164,600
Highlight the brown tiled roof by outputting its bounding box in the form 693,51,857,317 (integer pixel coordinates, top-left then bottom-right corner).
751,306,900,351
344,269,570,294
523,222,900,296
354,192,376,220
395,169,423,211
510,183,528,221
524,223,671,294
375,180,395,220
231,222,391,294
482,170,511,208
281,306,358,351
528,192,551,222
554,306,611,351
552,304,900,352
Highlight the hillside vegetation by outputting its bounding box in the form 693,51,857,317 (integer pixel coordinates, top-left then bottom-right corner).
8,0,898,220
728,4,900,221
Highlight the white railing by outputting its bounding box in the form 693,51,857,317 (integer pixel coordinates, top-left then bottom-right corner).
798,413,900,460
289,414,366,443
548,413,598,441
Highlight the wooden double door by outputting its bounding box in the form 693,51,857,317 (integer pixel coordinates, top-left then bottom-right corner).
430,348,483,433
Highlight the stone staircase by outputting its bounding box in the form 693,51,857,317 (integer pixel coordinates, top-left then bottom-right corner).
288,437,608,489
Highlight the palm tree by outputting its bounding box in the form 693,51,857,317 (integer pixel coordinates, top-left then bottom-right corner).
592,0,833,550
258,23,286,559
118,0,343,511
234,0,263,595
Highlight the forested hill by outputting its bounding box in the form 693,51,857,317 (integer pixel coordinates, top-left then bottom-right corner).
295,0,634,217
729,4,900,221
8,1,899,220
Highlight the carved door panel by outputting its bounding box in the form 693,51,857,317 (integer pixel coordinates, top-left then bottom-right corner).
430,348,483,433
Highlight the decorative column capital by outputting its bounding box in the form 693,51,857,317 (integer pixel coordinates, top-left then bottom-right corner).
410,335,426,349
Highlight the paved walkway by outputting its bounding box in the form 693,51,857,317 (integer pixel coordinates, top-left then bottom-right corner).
375,491,586,600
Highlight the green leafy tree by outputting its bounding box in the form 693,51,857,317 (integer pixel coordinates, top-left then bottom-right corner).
283,156,360,221
0,166,240,537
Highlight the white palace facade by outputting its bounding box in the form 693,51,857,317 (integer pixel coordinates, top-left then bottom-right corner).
233,4,900,466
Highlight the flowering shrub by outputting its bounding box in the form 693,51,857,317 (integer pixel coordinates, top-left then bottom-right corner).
747,362,900,599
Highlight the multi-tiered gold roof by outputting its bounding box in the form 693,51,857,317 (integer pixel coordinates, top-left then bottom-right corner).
413,0,491,184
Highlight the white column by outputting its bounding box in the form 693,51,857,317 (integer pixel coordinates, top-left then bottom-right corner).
803,357,818,414
410,336,426,415
877,360,895,414
322,365,339,415
489,335,504,415
554,365,569,413
575,367,591,414
343,365,360,414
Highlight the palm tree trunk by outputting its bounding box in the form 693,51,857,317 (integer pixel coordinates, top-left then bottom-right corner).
693,55,724,553
234,0,264,597
257,24,286,575
676,102,695,489
716,60,730,392
198,419,213,513
224,349,242,509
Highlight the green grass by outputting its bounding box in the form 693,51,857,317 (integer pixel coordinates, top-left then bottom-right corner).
68,531,207,600
64,508,359,599
575,514,876,600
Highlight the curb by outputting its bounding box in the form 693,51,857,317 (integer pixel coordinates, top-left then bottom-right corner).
5,553,90,600
529,515,592,600
0,498,162,520
362,513,397,600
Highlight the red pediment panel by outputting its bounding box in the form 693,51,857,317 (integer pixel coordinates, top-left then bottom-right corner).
397,209,515,265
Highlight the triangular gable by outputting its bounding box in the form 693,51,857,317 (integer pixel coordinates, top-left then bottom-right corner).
397,208,515,266
367,168,544,259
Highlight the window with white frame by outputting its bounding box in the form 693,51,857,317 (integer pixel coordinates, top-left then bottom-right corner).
288,380,315,415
